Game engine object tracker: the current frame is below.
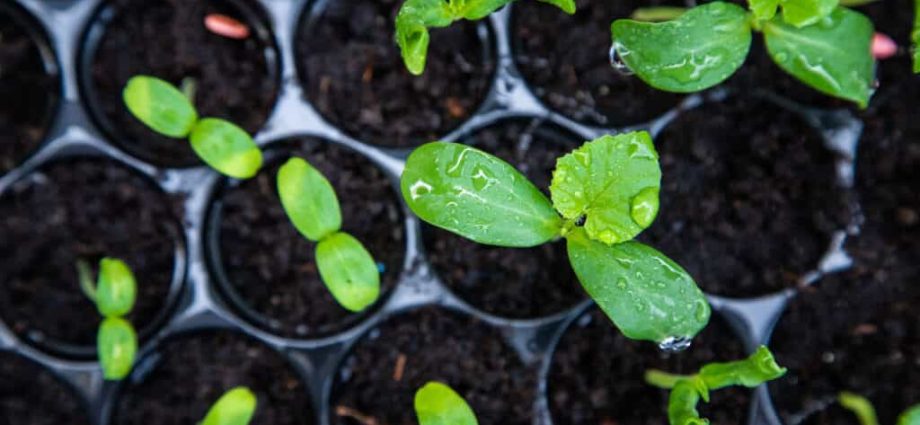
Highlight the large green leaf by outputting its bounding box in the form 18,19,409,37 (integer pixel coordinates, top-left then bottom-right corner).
201,387,258,425
566,229,710,343
315,232,380,312
97,317,137,380
550,132,661,245
401,142,562,247
763,7,874,107
698,346,787,389
123,75,198,138
780,0,839,27
95,257,137,318
610,2,752,93
414,382,479,425
277,157,341,242
189,118,263,179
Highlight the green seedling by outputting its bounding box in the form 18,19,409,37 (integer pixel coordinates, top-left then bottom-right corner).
277,157,381,312
415,382,478,425
645,346,788,425
123,75,263,179
76,257,138,380
914,0,919,72
838,392,920,425
202,386,258,425
400,131,711,345
610,1,876,106
395,0,575,75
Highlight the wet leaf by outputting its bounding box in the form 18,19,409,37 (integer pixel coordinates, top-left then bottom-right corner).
201,387,258,425
668,378,710,425
95,257,136,318
749,0,780,21
566,229,710,343
415,382,479,425
698,346,788,389
779,0,838,27
763,7,874,107
315,232,380,312
899,405,920,425
401,142,562,247
123,75,198,138
838,392,879,425
277,157,341,242
550,132,661,245
97,317,137,380
610,2,752,93
189,118,263,179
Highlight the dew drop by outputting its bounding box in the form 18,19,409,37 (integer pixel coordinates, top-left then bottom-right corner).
610,44,635,76
658,336,692,353
630,187,660,228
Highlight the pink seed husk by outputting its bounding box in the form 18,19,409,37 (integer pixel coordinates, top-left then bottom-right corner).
204,14,250,40
872,32,897,60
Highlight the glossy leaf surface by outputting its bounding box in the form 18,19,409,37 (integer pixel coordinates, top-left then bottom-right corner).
189,118,263,179
315,232,380,312
277,157,341,242
123,75,198,138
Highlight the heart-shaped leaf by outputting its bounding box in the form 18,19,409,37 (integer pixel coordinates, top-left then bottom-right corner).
189,118,263,179
315,232,380,312
277,157,341,242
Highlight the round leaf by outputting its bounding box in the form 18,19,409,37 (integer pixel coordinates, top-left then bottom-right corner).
95,257,137,317
780,0,838,27
550,132,661,245
566,229,710,343
277,157,341,242
610,2,752,93
97,317,137,380
401,142,562,247
315,232,380,312
189,118,263,179
415,382,479,425
122,75,198,138
201,387,258,425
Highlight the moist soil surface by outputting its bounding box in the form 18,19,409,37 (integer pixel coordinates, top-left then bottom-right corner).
423,118,585,318
0,158,180,355
111,331,314,425
548,308,749,424
214,139,405,338
0,6,57,174
89,0,277,167
511,0,686,127
0,351,90,425
298,0,494,148
640,95,849,297
331,307,536,425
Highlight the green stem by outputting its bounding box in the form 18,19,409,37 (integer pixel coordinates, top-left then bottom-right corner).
645,369,694,389
838,392,879,425
630,6,688,22
180,77,197,104
76,259,96,302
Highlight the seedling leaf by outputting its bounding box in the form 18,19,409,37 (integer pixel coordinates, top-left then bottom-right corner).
277,157,342,242
414,382,479,425
780,0,839,27
749,0,780,21
400,142,562,247
899,405,920,425
95,257,137,318
315,232,380,312
566,229,710,343
698,346,788,389
668,379,710,425
123,75,198,138
610,2,752,93
763,7,874,107
202,387,258,425
97,317,137,380
550,132,661,245
914,0,920,73
189,118,263,179
839,392,879,425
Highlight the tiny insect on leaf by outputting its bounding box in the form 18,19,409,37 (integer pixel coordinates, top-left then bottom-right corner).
201,387,258,425
123,75,199,138
189,118,263,179
414,382,479,425
315,232,381,312
97,317,137,380
277,157,342,242
95,257,137,318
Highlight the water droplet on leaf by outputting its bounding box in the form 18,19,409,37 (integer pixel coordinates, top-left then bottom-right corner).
629,187,660,228
658,336,692,353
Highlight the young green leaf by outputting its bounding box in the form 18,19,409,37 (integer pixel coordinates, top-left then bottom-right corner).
277,157,342,242
698,346,788,389
610,2,752,93
913,0,920,73
566,229,710,343
315,232,380,312
95,257,137,318
123,75,198,138
668,379,710,425
763,7,874,106
779,0,839,27
630,6,688,22
97,317,137,380
400,142,562,247
189,118,263,179
838,392,879,425
550,131,661,245
414,382,479,425
749,0,780,21
201,387,258,425
899,405,920,425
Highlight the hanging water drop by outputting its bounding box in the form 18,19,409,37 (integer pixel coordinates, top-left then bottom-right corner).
658,336,692,353
609,44,635,76
629,187,660,228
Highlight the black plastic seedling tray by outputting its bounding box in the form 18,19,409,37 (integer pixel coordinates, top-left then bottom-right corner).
0,0,893,424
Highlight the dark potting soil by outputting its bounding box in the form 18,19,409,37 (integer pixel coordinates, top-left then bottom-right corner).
641,95,849,298
854,0,916,109
768,268,920,425
548,308,749,425
0,6,57,174
0,159,180,354
511,0,686,127
331,307,536,425
214,140,405,338
111,331,314,425
298,0,495,148
89,0,277,167
0,351,90,425
423,118,585,318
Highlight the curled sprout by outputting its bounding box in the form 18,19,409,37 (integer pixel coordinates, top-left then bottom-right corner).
414,382,478,425
202,387,258,425
838,392,920,425
77,257,138,380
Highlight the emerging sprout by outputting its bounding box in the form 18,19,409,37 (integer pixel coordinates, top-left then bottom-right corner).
202,386,258,425
395,0,576,75
414,382,478,425
77,257,138,380
838,392,920,425
644,346,788,425
123,75,263,178
277,157,381,312
400,132,711,344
